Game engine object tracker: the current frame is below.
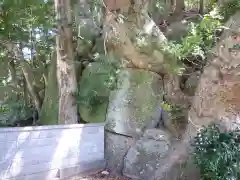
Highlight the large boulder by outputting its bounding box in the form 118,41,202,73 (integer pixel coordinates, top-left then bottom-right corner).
151,143,200,180
78,62,116,123
105,68,163,136
123,129,171,179
105,131,135,174
188,12,240,134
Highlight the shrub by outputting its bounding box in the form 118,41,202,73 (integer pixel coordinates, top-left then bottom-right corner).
192,124,240,180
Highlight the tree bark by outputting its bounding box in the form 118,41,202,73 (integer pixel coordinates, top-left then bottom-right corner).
21,61,42,113
199,0,204,14
55,0,78,124
39,52,59,125
174,0,185,14
103,0,168,74
23,75,29,106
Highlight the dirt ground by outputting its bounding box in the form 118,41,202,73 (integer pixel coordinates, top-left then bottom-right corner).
67,169,132,180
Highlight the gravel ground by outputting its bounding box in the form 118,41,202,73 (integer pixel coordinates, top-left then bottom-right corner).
68,169,132,180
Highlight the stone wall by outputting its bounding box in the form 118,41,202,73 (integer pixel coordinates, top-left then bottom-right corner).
0,123,105,180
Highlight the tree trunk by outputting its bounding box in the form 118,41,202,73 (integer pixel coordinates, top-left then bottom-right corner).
174,0,185,14
39,52,59,125
103,0,168,73
199,0,204,14
21,61,43,113
23,75,29,107
55,0,78,124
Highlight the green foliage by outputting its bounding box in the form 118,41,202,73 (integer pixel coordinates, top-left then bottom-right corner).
166,0,240,68
161,101,184,121
167,13,222,64
0,0,54,66
148,0,170,19
192,124,240,180
0,0,54,42
0,0,56,126
0,98,32,125
76,55,118,115
161,101,172,112
73,0,103,55
220,0,240,21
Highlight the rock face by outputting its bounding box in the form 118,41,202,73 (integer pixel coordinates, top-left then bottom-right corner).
163,74,190,108
151,143,200,180
183,71,201,96
188,12,240,133
105,69,163,137
123,129,171,179
105,131,135,174
162,74,190,138
104,68,199,179
104,69,164,173
122,129,200,180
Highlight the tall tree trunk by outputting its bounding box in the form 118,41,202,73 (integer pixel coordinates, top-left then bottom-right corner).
21,61,43,113
199,0,204,14
23,75,29,107
39,52,59,125
55,0,78,124
103,0,168,73
174,0,185,14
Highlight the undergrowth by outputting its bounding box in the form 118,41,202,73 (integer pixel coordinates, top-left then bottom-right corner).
167,0,240,69
192,124,240,180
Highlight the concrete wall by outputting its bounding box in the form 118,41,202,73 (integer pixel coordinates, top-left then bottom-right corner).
0,123,105,180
